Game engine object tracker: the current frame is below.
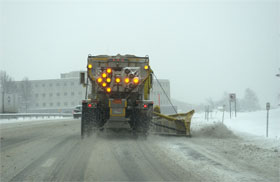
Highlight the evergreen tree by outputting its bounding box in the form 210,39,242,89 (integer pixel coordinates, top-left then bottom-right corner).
242,88,260,111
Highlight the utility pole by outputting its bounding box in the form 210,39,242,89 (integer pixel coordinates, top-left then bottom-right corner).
276,68,280,106
266,102,270,137
222,104,225,124
229,93,236,119
1,90,4,113
0,84,4,113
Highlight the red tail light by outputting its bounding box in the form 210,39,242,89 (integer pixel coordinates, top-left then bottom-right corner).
88,103,92,108
143,104,148,108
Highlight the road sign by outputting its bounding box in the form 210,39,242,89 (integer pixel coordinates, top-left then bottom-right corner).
266,102,270,137
229,93,236,101
266,102,270,110
229,93,237,118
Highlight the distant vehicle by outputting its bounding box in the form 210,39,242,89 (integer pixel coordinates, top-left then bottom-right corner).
73,105,82,119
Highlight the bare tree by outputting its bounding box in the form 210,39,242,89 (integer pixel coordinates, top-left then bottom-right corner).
0,71,17,113
18,77,33,113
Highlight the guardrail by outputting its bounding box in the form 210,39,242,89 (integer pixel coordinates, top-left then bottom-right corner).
0,113,72,120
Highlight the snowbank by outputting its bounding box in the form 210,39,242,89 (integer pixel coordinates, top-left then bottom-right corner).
192,122,238,139
193,108,280,139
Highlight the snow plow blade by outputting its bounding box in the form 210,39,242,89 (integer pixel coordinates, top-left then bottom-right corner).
151,110,195,137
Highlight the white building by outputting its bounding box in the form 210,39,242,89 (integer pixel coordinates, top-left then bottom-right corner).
24,71,86,113
15,71,175,113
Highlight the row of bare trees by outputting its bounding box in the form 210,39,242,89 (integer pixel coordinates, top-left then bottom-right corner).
0,70,32,113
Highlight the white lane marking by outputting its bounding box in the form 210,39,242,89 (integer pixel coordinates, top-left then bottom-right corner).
41,158,56,167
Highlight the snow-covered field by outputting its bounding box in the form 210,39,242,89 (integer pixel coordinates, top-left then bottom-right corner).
193,108,280,139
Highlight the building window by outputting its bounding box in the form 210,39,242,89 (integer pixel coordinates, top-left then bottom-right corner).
64,102,68,106
56,83,60,86
71,82,74,86
42,103,46,107
36,103,39,107
71,92,74,96
50,103,53,107
42,93,46,97
64,92,67,96
35,93,39,98
57,102,60,106
42,83,45,87
78,91,82,95
64,82,67,86
56,93,60,96
49,83,53,87
35,83,38,87
49,93,53,97
71,101,75,106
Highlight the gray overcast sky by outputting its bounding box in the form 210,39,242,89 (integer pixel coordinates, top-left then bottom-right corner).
1,0,279,107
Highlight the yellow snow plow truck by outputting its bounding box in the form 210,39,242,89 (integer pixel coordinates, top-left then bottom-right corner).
80,54,195,138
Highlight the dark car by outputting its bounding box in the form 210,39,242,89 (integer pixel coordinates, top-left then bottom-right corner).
73,105,82,119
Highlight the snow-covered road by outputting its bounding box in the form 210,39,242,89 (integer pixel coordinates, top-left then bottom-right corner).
1,116,279,182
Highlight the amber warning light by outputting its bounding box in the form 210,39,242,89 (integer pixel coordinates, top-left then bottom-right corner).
97,77,102,83
124,78,130,84
106,87,112,93
106,78,111,83
133,77,139,84
115,78,121,83
102,73,107,78
106,68,112,74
